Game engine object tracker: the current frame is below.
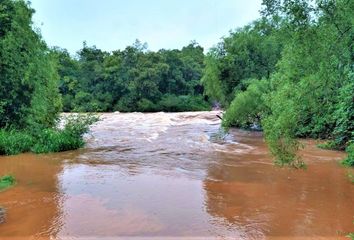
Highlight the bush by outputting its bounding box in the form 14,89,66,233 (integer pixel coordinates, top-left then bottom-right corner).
137,98,157,112
158,94,210,112
32,114,99,154
222,79,269,129
0,175,16,191
317,141,338,150
342,142,354,167
0,114,98,155
183,95,210,111
332,80,354,150
262,81,305,168
114,95,138,112
0,130,33,155
31,128,81,153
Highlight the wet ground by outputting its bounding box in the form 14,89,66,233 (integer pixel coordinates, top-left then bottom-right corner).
0,111,353,239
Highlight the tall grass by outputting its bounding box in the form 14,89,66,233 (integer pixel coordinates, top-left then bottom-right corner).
0,130,33,155
342,142,354,167
32,114,98,153
0,114,98,156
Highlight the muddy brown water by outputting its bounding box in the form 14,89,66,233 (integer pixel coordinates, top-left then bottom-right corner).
0,112,353,240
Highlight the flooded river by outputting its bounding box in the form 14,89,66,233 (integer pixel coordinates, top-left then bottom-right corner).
0,112,353,239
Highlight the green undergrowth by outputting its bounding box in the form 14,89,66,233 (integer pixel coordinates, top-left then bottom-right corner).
347,230,354,240
346,171,354,183
0,114,98,155
0,130,34,155
0,175,16,192
342,142,354,167
317,141,339,151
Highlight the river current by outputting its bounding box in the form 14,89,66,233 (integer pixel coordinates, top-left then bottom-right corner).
0,111,353,239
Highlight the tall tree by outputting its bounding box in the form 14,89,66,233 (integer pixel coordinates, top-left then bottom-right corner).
0,0,61,129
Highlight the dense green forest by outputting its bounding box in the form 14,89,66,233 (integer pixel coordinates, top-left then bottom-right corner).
203,0,354,167
54,41,209,112
0,0,353,168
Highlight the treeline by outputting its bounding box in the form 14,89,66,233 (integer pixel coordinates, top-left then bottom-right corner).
202,0,353,167
54,41,209,113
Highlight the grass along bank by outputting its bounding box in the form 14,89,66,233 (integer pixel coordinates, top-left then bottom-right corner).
0,114,98,156
0,175,16,192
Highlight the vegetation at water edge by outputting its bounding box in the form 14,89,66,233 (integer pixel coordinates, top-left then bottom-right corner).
342,142,354,167
0,115,98,155
0,175,16,191
202,0,353,167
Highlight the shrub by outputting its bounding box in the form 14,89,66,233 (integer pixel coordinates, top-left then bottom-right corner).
0,175,16,191
32,114,99,154
114,95,138,112
262,82,305,168
342,142,354,167
183,95,210,111
137,98,157,112
222,79,269,129
158,94,210,112
317,141,338,150
332,80,354,150
0,130,33,155
0,114,98,155
31,128,72,153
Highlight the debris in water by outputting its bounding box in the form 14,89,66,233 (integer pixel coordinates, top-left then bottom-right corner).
210,128,229,143
0,207,6,224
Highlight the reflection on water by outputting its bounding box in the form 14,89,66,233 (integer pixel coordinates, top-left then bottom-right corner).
0,112,353,239
0,154,63,239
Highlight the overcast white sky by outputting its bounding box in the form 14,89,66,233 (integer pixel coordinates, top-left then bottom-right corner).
30,0,262,53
